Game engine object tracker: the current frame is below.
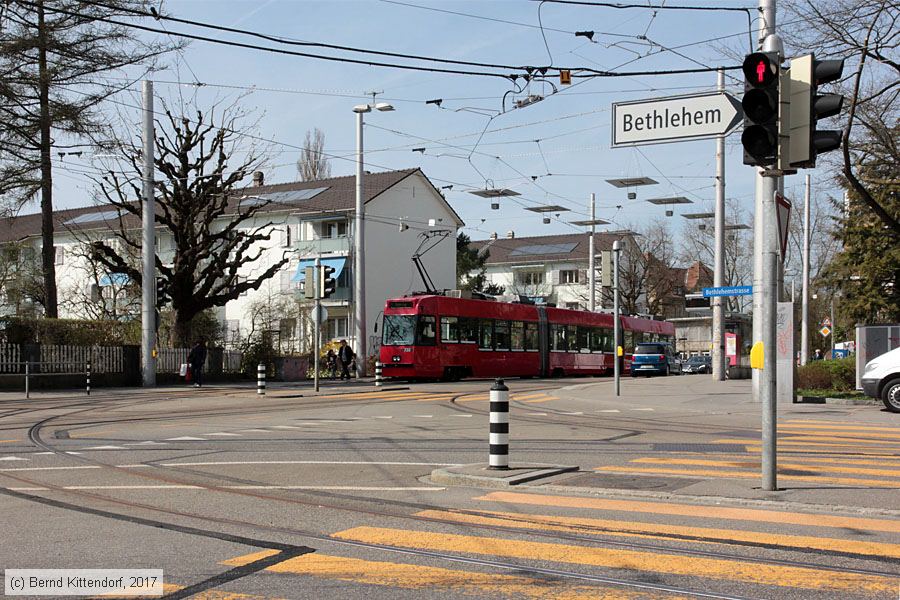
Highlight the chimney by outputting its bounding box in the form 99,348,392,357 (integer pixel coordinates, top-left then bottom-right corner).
252,171,264,186
490,232,498,240
506,230,515,239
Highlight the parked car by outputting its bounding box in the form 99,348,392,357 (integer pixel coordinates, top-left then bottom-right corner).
631,342,682,377
861,347,900,413
683,355,712,374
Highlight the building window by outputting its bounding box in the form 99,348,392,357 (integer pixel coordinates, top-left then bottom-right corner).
560,269,579,284
324,221,347,238
54,246,64,265
326,317,349,340
225,319,240,342
279,318,296,339
565,302,581,310
282,225,293,248
515,270,544,286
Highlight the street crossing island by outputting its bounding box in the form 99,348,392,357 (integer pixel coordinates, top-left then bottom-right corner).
622,106,723,132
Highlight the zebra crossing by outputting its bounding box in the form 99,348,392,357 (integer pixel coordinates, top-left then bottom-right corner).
592,418,900,489
211,489,899,599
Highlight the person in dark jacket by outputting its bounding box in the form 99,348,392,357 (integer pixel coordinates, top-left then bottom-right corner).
325,349,337,379
337,339,355,380
188,340,208,388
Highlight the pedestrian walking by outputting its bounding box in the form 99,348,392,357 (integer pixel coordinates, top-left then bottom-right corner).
188,340,208,388
813,348,823,361
338,339,355,380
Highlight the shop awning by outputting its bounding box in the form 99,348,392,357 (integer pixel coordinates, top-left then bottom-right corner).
291,257,347,282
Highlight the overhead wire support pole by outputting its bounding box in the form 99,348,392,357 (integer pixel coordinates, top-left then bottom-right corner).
589,193,596,312
314,257,321,393
801,174,810,365
712,68,726,382
141,80,156,387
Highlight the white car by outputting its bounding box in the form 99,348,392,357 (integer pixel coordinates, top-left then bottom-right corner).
861,347,900,413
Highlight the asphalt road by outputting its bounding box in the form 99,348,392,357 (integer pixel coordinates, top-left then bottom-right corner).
0,375,897,599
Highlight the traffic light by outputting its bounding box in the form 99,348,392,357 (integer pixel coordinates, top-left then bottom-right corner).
303,266,316,299
741,52,780,166
320,265,336,299
788,54,844,168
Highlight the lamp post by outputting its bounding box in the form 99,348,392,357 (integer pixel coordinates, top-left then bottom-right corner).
353,100,394,378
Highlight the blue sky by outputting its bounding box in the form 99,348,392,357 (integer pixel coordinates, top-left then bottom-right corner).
47,0,835,243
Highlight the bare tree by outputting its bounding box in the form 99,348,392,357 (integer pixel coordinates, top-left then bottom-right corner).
297,128,332,181
90,98,289,346
600,224,675,316
783,0,900,235
0,0,177,317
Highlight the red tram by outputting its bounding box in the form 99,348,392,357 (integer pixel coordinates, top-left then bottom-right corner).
378,294,674,380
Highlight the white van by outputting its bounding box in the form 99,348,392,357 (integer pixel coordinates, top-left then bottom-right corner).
861,347,900,413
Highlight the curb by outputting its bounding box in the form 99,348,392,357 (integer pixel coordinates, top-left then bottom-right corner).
428,469,900,518
794,395,880,405
430,463,579,488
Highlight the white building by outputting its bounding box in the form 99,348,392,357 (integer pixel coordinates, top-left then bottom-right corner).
469,231,643,311
0,168,462,353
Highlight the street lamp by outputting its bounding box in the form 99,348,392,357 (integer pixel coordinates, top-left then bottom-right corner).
353,100,394,378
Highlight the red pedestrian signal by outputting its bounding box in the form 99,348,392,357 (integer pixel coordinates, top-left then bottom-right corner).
741,52,780,166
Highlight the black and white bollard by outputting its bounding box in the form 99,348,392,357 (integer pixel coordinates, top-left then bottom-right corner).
257,363,266,395
86,360,91,396
489,378,509,469
374,361,383,387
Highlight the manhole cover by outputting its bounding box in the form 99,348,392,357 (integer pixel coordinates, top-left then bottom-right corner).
652,443,742,452
556,473,700,492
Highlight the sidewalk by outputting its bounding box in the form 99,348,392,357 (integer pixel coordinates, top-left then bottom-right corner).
0,376,382,403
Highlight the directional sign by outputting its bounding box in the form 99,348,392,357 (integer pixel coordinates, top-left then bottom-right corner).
820,326,831,338
702,285,753,298
612,92,743,147
775,192,792,260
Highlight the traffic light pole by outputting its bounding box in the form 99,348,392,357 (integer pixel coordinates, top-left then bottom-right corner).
801,174,810,365
314,257,320,393
753,0,780,492
712,69,726,382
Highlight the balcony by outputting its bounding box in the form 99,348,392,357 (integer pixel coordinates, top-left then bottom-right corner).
296,236,350,256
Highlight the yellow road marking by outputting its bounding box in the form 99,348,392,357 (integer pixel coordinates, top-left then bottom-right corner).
332,526,896,593
742,445,900,458
780,428,900,440
715,438,900,452
779,434,900,445
522,395,556,403
783,421,900,432
223,550,676,599
69,430,112,439
512,393,551,401
414,509,900,559
476,491,900,533
632,457,900,477
0,440,19,444
740,455,900,466
593,465,900,488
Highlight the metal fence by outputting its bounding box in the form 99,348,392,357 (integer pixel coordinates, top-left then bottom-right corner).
0,344,124,374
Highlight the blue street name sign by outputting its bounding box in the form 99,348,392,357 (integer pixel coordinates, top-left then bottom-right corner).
702,285,753,298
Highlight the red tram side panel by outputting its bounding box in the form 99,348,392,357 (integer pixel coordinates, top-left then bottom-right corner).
379,295,675,381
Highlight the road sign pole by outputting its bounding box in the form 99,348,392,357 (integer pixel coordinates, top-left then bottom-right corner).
613,240,621,397
314,257,321,393
801,174,810,365
712,68,726,382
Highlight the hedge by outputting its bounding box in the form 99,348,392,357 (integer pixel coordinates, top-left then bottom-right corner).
0,316,141,346
795,357,856,392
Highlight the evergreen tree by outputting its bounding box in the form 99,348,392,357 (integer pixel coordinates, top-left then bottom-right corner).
456,232,503,295
0,0,175,316
822,122,899,325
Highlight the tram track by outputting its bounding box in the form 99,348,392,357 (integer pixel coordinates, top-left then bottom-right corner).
0,391,893,592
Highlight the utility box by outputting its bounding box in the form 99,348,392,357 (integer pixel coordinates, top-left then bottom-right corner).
856,324,900,389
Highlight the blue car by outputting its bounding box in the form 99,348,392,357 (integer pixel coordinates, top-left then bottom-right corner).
631,342,683,377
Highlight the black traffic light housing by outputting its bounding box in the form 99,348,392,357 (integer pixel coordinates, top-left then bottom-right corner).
810,58,844,158
741,52,780,166
320,265,336,299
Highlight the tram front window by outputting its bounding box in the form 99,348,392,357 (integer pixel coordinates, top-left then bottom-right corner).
382,315,417,346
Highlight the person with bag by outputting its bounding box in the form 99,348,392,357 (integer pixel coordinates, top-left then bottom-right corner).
337,339,355,381
187,340,208,388
325,349,337,379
